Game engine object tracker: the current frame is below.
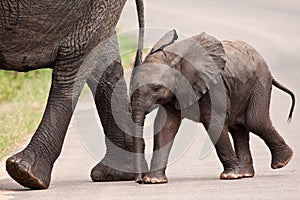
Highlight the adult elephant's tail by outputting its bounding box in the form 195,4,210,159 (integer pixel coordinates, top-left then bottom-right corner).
272,78,296,121
134,0,145,67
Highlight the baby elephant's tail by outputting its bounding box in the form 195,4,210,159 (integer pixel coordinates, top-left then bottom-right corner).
272,79,296,121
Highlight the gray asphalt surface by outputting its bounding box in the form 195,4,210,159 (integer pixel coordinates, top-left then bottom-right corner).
1,0,300,199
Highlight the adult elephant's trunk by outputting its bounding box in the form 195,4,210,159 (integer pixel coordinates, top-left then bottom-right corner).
131,100,147,183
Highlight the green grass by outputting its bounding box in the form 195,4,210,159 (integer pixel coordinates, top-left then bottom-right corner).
0,70,52,159
0,33,138,160
118,32,138,69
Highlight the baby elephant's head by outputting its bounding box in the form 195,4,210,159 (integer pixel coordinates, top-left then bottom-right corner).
130,29,226,117
130,51,177,115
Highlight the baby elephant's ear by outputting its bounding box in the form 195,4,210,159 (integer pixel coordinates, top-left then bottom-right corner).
164,32,226,110
150,29,179,54
192,32,226,71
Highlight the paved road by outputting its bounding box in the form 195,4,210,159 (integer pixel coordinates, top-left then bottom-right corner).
1,0,300,199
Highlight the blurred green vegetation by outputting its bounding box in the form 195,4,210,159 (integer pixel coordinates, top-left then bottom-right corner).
0,70,51,103
118,32,138,69
0,33,137,159
0,70,52,159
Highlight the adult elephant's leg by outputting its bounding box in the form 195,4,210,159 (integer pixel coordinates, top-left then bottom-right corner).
6,60,86,189
143,104,181,184
230,127,255,178
247,82,293,169
86,38,145,181
87,63,137,181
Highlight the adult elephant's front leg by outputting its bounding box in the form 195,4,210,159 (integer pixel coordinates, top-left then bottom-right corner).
6,62,86,189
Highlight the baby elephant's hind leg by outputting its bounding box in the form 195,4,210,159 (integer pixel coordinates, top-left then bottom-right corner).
230,127,255,178
247,83,293,169
205,124,242,180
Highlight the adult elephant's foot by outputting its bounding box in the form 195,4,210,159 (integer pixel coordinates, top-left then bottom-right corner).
143,170,168,184
91,152,148,182
90,162,135,182
240,164,255,178
220,168,242,180
271,146,293,169
6,149,52,189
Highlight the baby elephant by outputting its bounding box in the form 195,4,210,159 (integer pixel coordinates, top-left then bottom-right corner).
130,29,295,184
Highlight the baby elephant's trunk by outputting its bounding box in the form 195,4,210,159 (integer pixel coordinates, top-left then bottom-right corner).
131,103,146,183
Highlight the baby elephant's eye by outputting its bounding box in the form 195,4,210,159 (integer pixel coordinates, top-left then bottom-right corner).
152,85,162,92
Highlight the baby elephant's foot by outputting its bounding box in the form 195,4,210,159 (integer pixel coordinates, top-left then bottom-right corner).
271,146,293,169
220,167,242,180
6,150,52,189
240,164,255,178
143,170,168,184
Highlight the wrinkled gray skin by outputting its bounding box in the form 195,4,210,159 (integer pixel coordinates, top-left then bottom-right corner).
131,30,295,184
1,0,145,189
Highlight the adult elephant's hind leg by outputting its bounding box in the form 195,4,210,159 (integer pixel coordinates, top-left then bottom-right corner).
230,127,255,178
6,60,87,189
87,44,145,181
88,63,135,181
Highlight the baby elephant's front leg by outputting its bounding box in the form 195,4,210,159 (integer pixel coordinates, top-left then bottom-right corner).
144,105,181,184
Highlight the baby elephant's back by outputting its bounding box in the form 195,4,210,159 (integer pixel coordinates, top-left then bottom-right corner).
220,40,273,121
221,40,272,86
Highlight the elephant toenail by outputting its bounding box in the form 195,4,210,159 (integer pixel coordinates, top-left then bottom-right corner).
91,174,100,181
106,175,113,181
8,156,17,163
19,161,30,172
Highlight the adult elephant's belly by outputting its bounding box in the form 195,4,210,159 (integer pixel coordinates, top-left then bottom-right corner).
0,37,59,71
0,0,89,71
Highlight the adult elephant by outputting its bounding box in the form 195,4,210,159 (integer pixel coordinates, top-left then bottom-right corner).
1,0,145,189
